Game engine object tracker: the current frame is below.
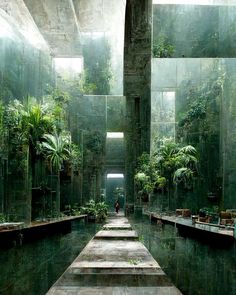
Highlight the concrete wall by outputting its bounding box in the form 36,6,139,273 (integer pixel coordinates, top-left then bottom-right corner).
124,0,152,204
0,8,54,223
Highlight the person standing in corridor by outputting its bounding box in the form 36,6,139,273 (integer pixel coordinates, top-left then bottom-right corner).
114,200,120,214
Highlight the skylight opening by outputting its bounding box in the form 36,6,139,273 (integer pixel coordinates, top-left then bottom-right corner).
107,174,124,179
153,0,233,5
0,17,13,39
106,132,124,139
54,57,84,74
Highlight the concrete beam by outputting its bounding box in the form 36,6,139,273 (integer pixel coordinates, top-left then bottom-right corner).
23,0,82,56
0,0,49,50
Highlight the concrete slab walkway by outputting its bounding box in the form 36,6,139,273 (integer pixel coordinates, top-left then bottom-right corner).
46,214,182,294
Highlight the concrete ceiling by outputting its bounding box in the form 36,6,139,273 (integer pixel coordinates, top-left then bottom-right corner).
23,0,82,57
0,0,126,57
0,0,49,50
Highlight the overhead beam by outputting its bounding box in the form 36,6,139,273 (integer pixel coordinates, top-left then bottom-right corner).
23,0,82,56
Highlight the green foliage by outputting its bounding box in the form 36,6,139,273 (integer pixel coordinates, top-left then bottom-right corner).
2,94,81,175
178,71,225,131
80,200,108,222
178,100,206,128
95,201,109,222
76,70,97,95
134,172,153,194
134,141,198,199
85,131,104,154
82,36,112,95
154,176,167,189
0,101,5,153
23,100,55,151
40,133,71,172
5,98,55,149
0,213,6,223
153,36,175,58
64,203,81,216
128,258,142,265
154,141,198,190
113,187,124,199
50,88,71,106
68,143,82,171
177,64,225,198
138,235,145,244
199,206,219,221
173,168,194,189
0,75,14,101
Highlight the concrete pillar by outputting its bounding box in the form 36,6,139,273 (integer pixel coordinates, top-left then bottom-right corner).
124,0,152,204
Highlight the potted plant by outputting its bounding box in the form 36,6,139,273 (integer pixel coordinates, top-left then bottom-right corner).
80,200,108,222
134,172,153,202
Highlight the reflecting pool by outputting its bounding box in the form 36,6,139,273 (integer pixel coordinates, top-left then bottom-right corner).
0,216,235,295
0,220,101,295
130,215,236,295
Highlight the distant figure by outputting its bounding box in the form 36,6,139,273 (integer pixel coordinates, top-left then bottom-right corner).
114,200,120,214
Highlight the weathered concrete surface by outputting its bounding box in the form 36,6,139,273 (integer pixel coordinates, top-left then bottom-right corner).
47,286,182,294
46,216,182,294
47,286,181,295
149,212,235,242
95,230,138,240
124,0,152,204
23,0,81,56
103,216,132,230
0,0,49,50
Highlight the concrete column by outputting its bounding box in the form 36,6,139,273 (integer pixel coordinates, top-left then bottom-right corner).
124,0,152,204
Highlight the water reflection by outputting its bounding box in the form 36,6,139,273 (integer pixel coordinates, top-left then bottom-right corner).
0,220,101,295
129,215,236,295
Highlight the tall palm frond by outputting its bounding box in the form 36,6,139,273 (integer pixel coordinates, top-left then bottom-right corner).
41,133,70,171
173,167,194,188
178,145,197,156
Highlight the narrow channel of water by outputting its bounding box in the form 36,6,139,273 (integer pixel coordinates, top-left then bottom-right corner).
1,216,235,295
129,215,236,295
0,220,101,295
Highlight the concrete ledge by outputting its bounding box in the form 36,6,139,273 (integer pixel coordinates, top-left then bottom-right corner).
95,230,138,240
47,286,182,295
57,273,172,287
103,224,132,230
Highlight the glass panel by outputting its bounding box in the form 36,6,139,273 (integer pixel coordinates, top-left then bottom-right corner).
153,4,236,57
153,0,236,5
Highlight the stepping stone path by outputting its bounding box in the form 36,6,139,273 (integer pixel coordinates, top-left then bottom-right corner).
46,214,182,294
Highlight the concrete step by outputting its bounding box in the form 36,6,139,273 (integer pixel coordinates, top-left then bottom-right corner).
57,272,172,287
103,224,132,230
47,286,182,294
45,216,182,295
95,230,138,240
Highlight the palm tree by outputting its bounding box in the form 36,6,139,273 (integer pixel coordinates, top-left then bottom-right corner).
154,142,198,209
41,133,70,172
41,133,71,215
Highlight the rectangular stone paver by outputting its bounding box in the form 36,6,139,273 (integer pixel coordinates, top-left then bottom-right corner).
103,217,132,230
71,239,160,268
103,224,132,230
95,230,138,240
47,286,182,295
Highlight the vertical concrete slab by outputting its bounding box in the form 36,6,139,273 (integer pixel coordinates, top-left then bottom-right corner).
124,0,152,204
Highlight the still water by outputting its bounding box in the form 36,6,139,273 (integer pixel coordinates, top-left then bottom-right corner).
130,215,236,295
0,217,235,295
0,220,101,295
